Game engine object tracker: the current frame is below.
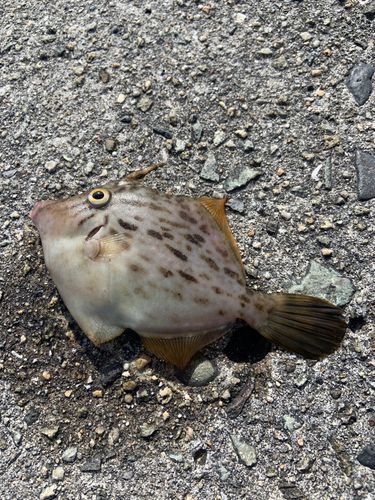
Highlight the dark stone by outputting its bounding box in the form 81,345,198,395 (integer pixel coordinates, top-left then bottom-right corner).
266,219,279,235
228,26,237,36
355,149,375,200
330,389,342,400
24,409,39,425
120,115,132,124
363,2,375,20
345,63,375,106
100,362,123,387
54,45,66,57
193,449,207,465
175,353,218,387
77,406,88,418
279,482,307,500
152,127,173,139
358,445,375,470
81,453,102,472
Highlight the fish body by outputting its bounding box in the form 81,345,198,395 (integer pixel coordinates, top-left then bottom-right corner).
30,166,346,368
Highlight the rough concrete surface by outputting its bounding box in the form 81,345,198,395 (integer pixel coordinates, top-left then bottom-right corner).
0,1,375,499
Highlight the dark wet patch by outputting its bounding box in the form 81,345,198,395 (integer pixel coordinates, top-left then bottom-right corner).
178,270,198,283
166,244,188,261
118,219,138,231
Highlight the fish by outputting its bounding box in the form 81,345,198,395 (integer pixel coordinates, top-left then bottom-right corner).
29,164,347,369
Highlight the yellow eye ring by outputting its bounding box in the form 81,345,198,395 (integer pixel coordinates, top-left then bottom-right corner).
88,188,111,208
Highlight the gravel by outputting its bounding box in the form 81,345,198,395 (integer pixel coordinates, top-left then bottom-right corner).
0,1,375,499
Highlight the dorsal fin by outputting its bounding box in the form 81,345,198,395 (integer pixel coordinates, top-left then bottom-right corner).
124,163,166,181
197,197,245,277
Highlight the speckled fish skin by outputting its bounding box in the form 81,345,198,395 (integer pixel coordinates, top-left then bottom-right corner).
30,167,347,369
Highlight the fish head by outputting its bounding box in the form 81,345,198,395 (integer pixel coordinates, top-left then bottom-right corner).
30,180,128,240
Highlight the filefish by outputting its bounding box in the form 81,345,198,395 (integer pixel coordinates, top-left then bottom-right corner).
30,165,346,369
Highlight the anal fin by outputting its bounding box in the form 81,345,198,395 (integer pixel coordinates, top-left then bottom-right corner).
139,322,235,369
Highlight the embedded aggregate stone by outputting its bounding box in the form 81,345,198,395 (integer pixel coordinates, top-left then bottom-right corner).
357,445,375,470
224,166,260,192
230,434,257,467
200,152,219,182
355,149,375,200
81,453,102,472
288,260,355,307
175,354,218,387
61,447,77,463
345,63,375,106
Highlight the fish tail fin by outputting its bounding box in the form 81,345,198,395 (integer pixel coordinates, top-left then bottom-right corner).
245,293,347,359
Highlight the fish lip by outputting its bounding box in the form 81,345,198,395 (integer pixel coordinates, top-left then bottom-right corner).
29,201,51,227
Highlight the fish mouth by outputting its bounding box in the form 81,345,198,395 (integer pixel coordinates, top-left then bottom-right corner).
29,201,53,228
86,225,103,241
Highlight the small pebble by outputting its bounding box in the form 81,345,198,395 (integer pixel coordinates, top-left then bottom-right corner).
136,354,151,370
52,467,64,481
93,390,103,398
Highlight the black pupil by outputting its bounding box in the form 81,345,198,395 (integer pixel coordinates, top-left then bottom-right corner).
93,191,105,200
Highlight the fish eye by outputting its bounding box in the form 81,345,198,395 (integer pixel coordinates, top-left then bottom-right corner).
88,188,111,208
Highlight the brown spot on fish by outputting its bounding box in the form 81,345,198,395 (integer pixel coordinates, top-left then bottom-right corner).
118,219,138,231
179,211,197,224
78,212,97,226
240,302,245,308
134,215,144,222
183,234,202,246
134,287,149,298
224,267,239,280
175,292,183,301
149,202,172,213
148,281,157,289
200,255,220,272
160,267,174,278
238,294,251,304
165,244,188,262
212,286,222,295
178,270,198,283
147,229,163,240
140,254,151,262
216,247,229,258
199,273,210,281
104,215,109,225
199,224,210,234
218,310,225,316
129,263,145,273
254,302,265,313
194,234,205,243
186,245,192,252
194,297,209,305
163,232,174,240
159,217,189,229
160,226,171,231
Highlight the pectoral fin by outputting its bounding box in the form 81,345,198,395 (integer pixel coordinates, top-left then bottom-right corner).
84,232,133,262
